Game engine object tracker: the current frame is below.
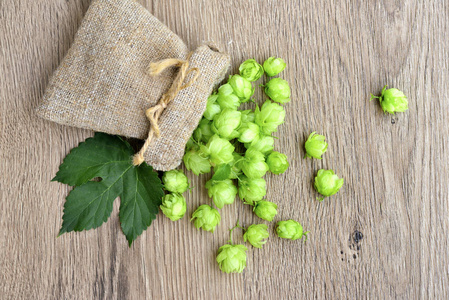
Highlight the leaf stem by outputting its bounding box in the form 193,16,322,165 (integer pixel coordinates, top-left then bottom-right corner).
369,94,380,101
227,220,245,245
302,231,310,242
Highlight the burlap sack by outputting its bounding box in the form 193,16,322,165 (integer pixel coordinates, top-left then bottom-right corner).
36,0,230,171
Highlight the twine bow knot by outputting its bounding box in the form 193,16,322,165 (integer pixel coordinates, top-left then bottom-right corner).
132,56,199,166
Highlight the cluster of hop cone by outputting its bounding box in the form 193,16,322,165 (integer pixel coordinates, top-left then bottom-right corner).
158,55,409,273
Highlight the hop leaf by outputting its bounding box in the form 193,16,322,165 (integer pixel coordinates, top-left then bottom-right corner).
54,133,164,246
191,205,221,232
314,169,344,198
239,59,264,82
160,193,187,221
304,132,328,159
211,164,232,181
53,132,133,187
276,220,308,241
263,57,286,77
216,244,248,273
243,224,269,248
162,169,189,194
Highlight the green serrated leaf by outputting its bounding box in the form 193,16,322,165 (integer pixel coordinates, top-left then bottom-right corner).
53,133,134,186
56,133,164,246
212,164,232,181
119,164,164,246
59,179,123,235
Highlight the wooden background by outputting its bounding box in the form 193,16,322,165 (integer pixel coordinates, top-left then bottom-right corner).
1,0,448,299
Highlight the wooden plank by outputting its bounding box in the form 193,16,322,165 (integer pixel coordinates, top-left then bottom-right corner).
0,0,448,298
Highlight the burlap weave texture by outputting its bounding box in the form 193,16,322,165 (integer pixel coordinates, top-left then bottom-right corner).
36,0,230,170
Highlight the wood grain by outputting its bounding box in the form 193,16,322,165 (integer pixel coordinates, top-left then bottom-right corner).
1,0,448,299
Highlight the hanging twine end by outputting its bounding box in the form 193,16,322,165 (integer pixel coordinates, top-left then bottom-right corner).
132,153,145,166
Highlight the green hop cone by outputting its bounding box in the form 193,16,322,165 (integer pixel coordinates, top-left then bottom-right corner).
263,78,291,104
204,94,221,120
162,169,189,194
191,204,221,232
304,131,328,159
238,122,260,144
185,137,197,151
205,179,237,209
243,224,269,248
245,135,274,155
216,84,241,110
238,175,267,205
228,74,254,103
255,100,286,135
193,118,214,144
183,148,211,175
370,85,408,114
239,59,264,82
240,148,269,179
200,135,235,166
211,109,241,140
314,169,344,198
253,200,278,221
216,244,248,273
276,220,308,241
240,109,255,123
263,56,286,77
160,193,187,221
266,151,289,174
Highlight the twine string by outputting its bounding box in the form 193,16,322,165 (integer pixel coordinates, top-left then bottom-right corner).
132,55,199,166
